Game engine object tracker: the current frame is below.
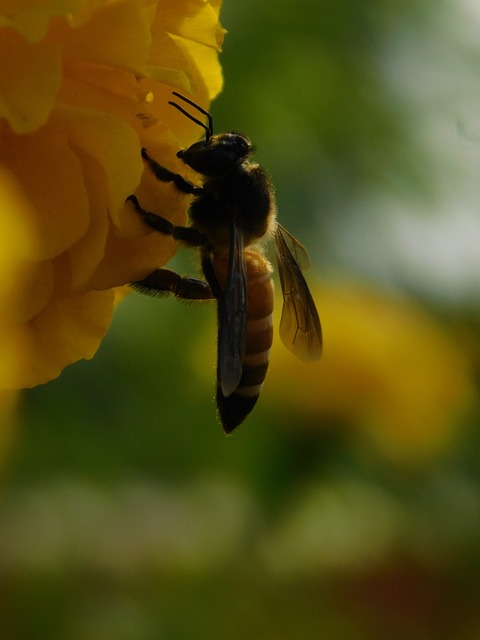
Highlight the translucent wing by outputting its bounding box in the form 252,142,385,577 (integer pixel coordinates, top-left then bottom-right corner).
217,218,247,397
276,223,311,271
275,224,322,361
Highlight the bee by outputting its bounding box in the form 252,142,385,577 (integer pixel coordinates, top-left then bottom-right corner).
127,92,322,433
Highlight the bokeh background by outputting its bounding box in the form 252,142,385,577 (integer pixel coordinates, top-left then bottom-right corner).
2,1,480,638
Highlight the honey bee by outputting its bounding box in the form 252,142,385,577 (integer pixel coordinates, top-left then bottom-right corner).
128,93,322,433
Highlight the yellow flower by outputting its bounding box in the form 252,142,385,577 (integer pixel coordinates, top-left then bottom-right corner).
0,0,225,388
0,167,37,463
267,276,475,464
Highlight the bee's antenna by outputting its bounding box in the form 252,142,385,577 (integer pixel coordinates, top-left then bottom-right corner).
169,92,214,141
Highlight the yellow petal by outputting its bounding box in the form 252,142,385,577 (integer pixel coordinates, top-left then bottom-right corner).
86,219,178,291
207,0,223,15
155,0,224,50
55,106,143,225
173,35,224,100
0,0,81,42
51,0,151,76
14,259,54,323
88,123,192,289
67,159,109,292
17,289,115,388
0,166,37,388
149,0,224,98
0,126,90,261
146,30,192,91
0,168,35,291
0,31,61,133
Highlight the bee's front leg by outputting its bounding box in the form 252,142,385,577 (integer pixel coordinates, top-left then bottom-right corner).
141,148,203,196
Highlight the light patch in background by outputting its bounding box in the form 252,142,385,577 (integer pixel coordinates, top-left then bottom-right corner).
322,0,480,305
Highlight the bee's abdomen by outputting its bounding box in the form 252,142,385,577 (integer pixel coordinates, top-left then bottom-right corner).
217,250,274,433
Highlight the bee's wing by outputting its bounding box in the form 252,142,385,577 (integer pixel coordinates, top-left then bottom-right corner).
217,218,247,397
275,224,322,361
276,223,311,270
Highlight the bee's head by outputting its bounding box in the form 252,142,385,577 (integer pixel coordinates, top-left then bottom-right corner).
177,132,253,176
168,92,254,176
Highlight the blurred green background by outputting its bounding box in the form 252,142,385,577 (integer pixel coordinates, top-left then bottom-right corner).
3,0,480,638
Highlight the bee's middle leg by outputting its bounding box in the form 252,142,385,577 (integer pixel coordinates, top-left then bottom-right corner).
126,196,212,300
126,195,206,246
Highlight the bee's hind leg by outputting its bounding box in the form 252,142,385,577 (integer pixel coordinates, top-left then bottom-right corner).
132,269,214,300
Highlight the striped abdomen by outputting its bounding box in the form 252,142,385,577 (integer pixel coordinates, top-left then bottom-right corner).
214,249,274,433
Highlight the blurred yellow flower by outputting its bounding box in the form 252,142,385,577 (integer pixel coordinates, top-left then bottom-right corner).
0,0,224,388
267,276,475,464
0,167,37,463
